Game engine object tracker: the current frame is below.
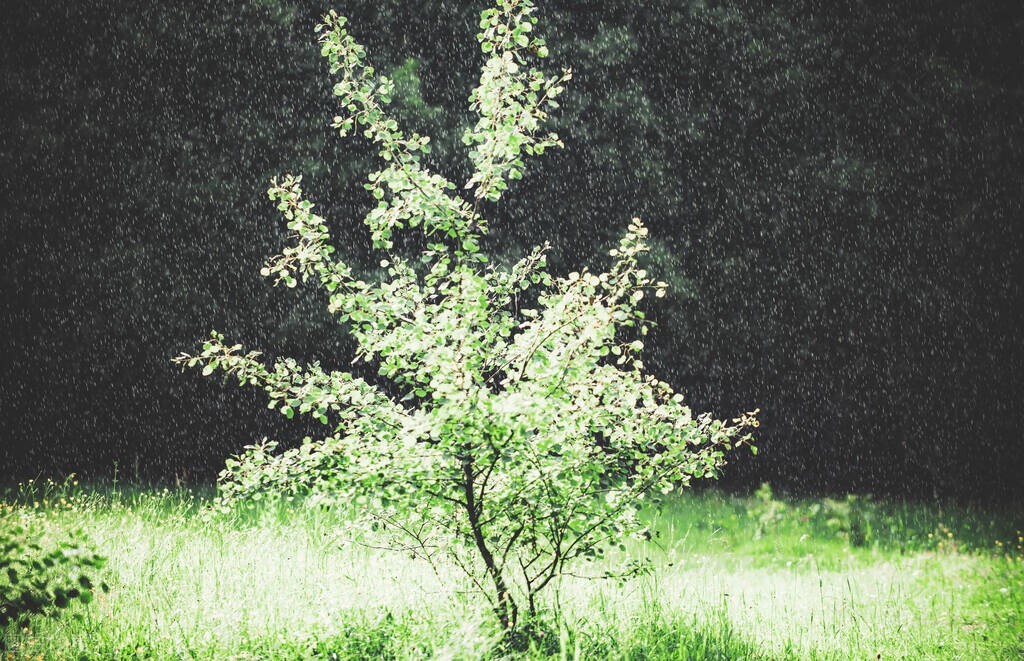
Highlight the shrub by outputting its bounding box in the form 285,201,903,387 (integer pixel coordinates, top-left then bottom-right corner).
748,482,788,541
819,495,874,548
0,515,107,631
176,0,757,644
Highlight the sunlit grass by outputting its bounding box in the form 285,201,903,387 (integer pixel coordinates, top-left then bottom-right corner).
1,479,1021,659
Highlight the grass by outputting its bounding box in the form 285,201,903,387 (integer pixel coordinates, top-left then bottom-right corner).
1,478,1021,659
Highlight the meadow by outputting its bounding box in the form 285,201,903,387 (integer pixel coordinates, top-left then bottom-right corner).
1,479,1021,659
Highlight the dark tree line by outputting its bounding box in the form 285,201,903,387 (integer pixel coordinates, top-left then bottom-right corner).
2,0,1021,501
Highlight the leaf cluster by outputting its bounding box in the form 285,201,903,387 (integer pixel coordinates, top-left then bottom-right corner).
0,518,108,630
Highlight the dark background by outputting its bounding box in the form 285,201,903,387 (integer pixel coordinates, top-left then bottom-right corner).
2,0,1022,502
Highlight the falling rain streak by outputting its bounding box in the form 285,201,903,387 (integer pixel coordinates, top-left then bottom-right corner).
1,0,1022,503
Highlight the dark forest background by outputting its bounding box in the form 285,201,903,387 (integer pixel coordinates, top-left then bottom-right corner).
2,0,1022,502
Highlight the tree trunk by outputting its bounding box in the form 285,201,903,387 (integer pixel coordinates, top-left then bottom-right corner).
461,456,519,635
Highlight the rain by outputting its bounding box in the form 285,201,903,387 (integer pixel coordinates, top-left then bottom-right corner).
4,0,1020,497
1,0,1022,657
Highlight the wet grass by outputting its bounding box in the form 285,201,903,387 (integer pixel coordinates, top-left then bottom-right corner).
1,479,1021,659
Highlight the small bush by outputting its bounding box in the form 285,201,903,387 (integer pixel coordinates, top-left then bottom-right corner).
0,514,108,630
819,495,874,547
748,482,788,540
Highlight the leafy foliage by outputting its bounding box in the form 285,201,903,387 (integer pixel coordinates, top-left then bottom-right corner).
748,482,788,541
176,0,757,640
0,516,107,630
815,495,874,548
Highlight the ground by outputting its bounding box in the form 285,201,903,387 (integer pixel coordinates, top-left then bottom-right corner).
1,480,1022,659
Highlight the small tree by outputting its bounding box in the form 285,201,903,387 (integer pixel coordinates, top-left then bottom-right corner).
176,0,757,642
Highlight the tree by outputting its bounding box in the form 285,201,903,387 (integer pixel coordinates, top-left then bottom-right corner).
176,0,757,643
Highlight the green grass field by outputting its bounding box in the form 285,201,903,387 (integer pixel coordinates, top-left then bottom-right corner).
1,479,1021,659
